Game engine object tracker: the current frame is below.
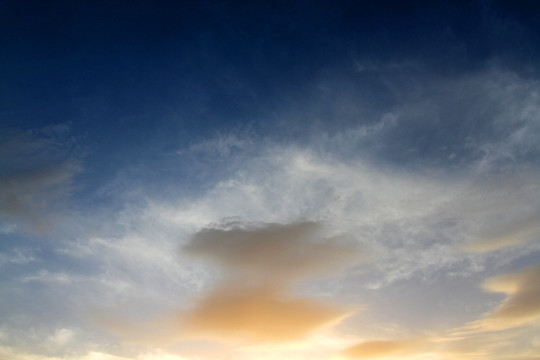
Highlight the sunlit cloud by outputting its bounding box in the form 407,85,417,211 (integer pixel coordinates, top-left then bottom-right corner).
341,338,428,358
179,221,359,343
0,346,194,360
181,284,351,342
469,263,540,331
95,221,359,346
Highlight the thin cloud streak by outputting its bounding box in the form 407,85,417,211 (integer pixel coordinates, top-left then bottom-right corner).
342,338,428,358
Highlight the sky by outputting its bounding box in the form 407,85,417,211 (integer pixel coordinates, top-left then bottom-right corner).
1,1,540,359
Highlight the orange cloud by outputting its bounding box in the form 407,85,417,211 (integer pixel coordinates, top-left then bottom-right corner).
183,221,362,281
480,263,540,329
459,263,540,332
342,338,427,358
181,284,351,342
95,285,351,345
178,222,361,343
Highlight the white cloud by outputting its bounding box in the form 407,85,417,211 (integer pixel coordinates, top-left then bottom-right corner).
148,144,540,289
0,248,35,265
47,328,76,347
21,270,76,284
183,132,255,157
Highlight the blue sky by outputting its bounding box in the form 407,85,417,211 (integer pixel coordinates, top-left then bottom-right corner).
1,1,540,359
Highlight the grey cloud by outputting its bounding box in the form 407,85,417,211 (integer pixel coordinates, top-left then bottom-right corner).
183,221,362,282
464,213,540,252
0,126,83,232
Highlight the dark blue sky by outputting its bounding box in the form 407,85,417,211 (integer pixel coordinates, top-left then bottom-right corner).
3,0,539,187
3,1,538,131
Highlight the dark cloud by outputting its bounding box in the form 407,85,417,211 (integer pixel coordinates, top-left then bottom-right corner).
184,221,362,281
0,125,83,232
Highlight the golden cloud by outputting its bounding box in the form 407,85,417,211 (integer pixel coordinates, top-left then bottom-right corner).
342,338,427,358
173,221,359,343
459,263,540,332
99,222,360,346
180,284,351,342
480,263,540,329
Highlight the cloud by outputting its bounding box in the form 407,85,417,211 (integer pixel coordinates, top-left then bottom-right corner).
479,264,540,330
177,221,359,343
0,160,80,231
47,328,76,347
96,285,352,345
341,338,427,358
459,263,540,332
0,125,83,232
183,132,255,157
93,221,359,346
180,284,351,342
464,213,540,252
0,248,35,265
340,328,540,360
159,141,540,288
444,327,540,360
183,221,362,282
0,346,194,360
